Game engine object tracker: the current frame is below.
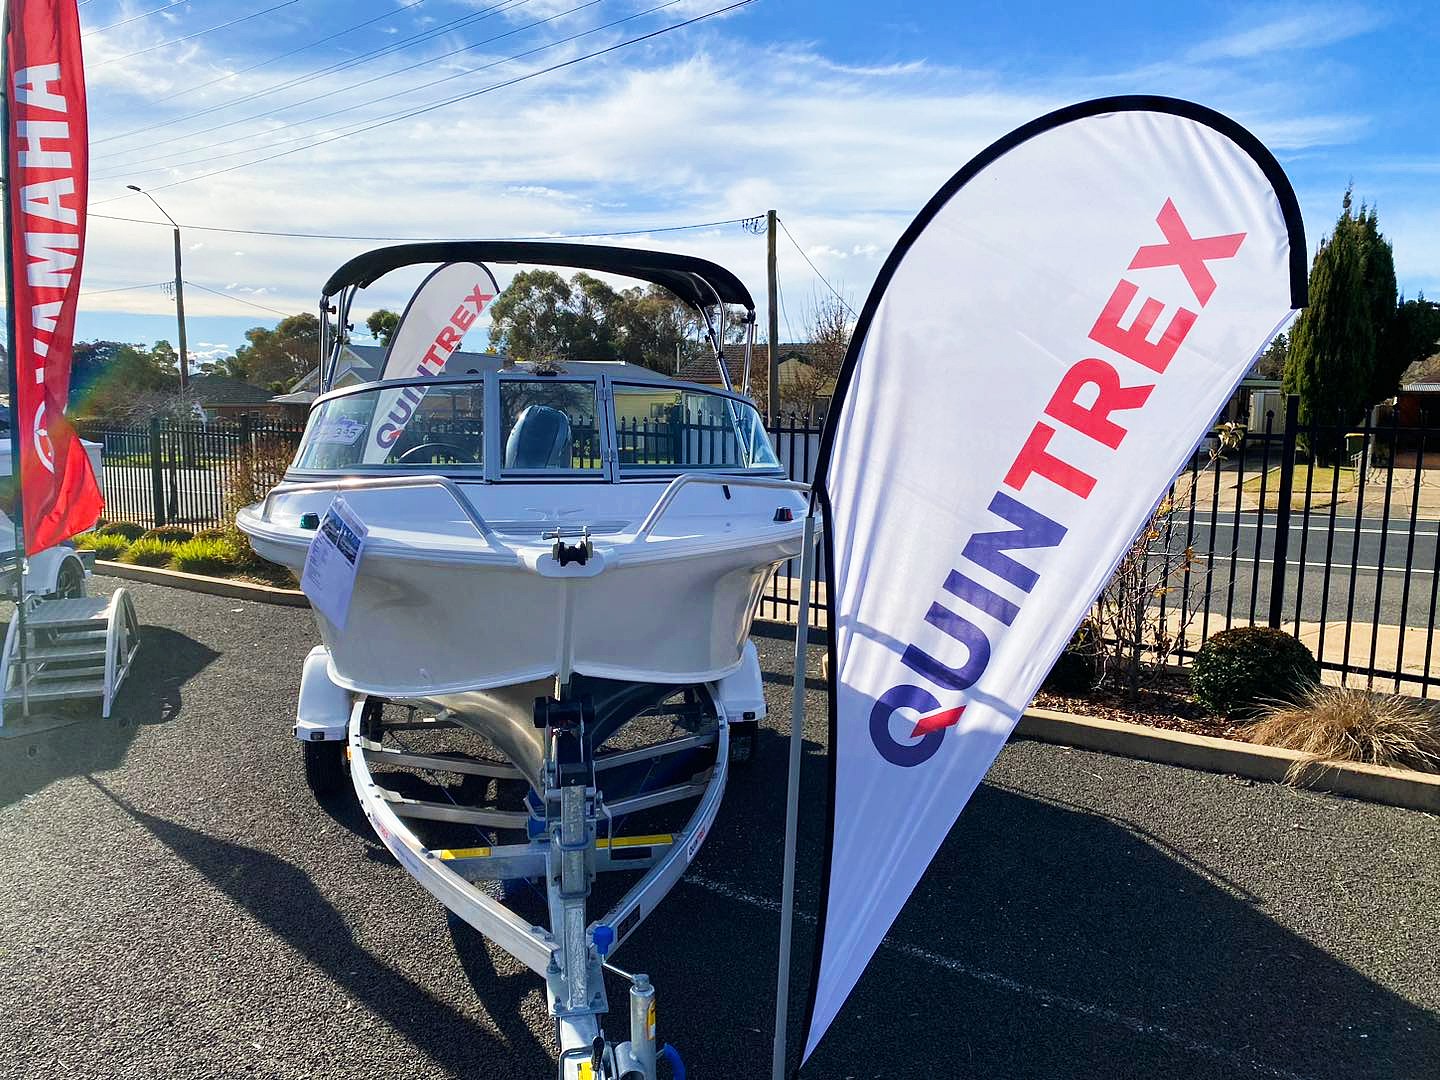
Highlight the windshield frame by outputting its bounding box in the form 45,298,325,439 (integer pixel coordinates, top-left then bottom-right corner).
286,370,785,483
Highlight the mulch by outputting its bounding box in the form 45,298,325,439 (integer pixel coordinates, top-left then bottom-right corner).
1032,669,1254,742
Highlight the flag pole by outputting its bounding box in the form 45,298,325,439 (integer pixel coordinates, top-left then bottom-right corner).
0,5,31,718
771,503,818,1080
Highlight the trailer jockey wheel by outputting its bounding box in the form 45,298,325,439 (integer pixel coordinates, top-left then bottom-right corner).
728,718,758,766
303,739,348,799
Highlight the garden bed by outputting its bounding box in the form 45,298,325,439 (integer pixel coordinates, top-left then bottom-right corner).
76,523,298,589
1032,671,1253,742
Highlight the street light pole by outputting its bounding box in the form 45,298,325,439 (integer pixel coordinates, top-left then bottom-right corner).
126,184,188,391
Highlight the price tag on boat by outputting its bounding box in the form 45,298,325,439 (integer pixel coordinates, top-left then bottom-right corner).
301,497,368,630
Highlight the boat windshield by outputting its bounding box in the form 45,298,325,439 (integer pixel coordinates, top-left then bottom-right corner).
612,384,779,473
290,376,780,478
294,382,486,471
499,379,603,474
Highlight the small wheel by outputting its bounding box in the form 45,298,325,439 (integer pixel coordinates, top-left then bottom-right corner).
52,558,85,599
302,739,348,799
728,719,758,766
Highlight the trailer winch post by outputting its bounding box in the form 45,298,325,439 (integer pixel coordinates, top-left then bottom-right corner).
771,506,820,1079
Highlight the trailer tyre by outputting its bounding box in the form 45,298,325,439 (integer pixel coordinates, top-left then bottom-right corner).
52,558,85,599
303,739,348,799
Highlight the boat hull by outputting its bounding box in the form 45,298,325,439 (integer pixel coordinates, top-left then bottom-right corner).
245,521,797,699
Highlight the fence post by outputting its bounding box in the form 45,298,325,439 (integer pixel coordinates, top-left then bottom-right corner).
1267,395,1300,628
148,416,166,526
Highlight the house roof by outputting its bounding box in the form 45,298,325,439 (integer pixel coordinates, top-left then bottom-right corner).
677,343,819,385
189,375,277,406
286,342,501,394
1401,383,1440,394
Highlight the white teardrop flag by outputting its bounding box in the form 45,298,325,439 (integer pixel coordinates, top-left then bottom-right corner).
801,97,1306,1061
363,261,498,463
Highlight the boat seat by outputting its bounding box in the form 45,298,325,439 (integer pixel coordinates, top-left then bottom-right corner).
505,405,572,469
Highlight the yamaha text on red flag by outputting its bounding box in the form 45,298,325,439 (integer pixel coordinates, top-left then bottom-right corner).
801,97,1305,1064
3,0,102,552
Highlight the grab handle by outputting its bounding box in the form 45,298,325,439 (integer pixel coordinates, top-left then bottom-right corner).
260,474,499,545
631,473,809,543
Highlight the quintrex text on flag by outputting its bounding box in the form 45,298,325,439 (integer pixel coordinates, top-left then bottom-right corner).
364,261,498,465
374,283,494,449
872,198,1247,767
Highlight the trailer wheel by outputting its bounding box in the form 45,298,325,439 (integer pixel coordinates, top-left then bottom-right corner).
728,719,758,766
53,558,86,599
303,739,348,799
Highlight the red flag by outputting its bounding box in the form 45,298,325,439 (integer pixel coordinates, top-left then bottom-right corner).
4,0,102,553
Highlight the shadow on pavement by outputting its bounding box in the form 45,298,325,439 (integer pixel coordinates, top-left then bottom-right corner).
622,748,1440,1080
0,625,218,808
87,777,548,1076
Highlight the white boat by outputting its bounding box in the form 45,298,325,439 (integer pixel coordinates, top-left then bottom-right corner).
237,243,810,1079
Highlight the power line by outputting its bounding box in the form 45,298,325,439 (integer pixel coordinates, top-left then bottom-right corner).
80,279,173,297
83,0,190,38
92,0,515,145
185,280,293,317
116,0,427,116
95,0,758,198
95,0,587,175
91,211,758,242
93,0,652,178
92,0,304,70
776,216,858,318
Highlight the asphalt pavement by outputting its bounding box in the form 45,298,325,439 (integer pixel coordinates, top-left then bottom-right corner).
2,579,1437,1080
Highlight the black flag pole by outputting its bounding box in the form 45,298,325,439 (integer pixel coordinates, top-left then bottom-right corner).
0,7,33,718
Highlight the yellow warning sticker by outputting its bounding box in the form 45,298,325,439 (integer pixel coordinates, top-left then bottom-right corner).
577,1062,593,1080
647,1000,657,1039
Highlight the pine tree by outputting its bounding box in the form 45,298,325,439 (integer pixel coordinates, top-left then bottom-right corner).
1283,190,1391,460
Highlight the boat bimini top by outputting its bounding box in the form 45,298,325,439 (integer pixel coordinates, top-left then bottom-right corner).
318,241,758,396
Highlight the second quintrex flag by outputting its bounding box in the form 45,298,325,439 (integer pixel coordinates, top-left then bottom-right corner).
362,260,497,464
3,0,102,552
800,98,1305,1061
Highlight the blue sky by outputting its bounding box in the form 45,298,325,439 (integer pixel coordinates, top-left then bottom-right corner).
61,0,1440,365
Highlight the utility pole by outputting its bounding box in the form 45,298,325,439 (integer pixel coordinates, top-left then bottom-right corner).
127,184,188,391
767,209,779,424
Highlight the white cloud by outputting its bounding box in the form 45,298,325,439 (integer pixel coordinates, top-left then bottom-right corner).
74,5,1420,348
1186,8,1383,63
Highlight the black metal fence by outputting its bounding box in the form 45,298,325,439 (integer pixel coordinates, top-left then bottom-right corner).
77,416,305,530
758,399,1440,697
78,401,1440,694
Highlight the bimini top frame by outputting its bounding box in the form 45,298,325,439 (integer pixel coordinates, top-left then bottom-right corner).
318,240,758,398
321,241,755,312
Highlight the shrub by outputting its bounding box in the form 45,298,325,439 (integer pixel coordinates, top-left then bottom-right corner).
1044,620,1100,694
75,532,130,560
1251,686,1440,780
97,521,146,542
1190,627,1319,716
119,537,178,567
169,536,243,576
141,525,195,544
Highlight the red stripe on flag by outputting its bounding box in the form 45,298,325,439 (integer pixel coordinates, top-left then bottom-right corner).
910,705,964,738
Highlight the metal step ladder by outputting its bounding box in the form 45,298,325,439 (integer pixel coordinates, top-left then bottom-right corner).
1,589,140,726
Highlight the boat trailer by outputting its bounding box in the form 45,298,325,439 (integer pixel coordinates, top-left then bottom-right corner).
299,645,765,1079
